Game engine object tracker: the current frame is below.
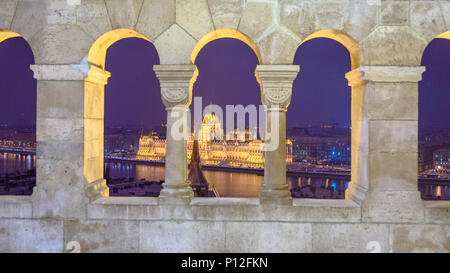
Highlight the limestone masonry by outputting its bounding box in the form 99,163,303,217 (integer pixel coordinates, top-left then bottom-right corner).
0,0,449,253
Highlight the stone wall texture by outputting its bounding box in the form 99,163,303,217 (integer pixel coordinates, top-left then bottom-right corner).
0,0,449,253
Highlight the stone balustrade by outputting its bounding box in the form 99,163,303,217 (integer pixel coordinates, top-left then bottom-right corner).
0,0,449,253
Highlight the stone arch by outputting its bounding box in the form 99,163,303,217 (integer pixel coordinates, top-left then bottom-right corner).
0,30,22,44
84,29,155,189
0,30,36,195
191,29,262,64
189,29,263,104
88,29,152,69
299,29,362,70
418,30,450,200
294,29,364,202
434,31,450,40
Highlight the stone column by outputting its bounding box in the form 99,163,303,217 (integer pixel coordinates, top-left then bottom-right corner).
153,65,196,204
31,64,109,219
345,66,426,223
256,65,299,205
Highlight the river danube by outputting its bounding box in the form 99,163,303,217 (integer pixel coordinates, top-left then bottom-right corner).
105,162,265,197
0,153,36,175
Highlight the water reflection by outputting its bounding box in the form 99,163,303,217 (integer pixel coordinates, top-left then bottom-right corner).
105,163,264,198
0,153,36,175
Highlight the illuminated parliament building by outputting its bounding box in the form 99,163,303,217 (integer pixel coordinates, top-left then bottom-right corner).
137,113,293,168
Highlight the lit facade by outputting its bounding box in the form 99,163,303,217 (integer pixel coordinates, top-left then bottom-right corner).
137,114,293,168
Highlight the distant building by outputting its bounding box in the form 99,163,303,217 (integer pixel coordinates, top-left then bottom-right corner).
418,131,450,172
136,133,166,161
287,126,350,165
137,113,293,168
434,148,450,172
104,131,139,153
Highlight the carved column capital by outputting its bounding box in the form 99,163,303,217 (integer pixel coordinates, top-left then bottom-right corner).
256,65,300,109
153,64,197,108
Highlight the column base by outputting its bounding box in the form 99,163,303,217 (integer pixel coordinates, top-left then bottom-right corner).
159,182,194,205
85,178,109,202
345,181,367,206
259,184,293,205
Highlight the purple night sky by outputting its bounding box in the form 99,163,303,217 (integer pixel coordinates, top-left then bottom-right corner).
419,38,450,131
290,38,351,128
0,36,449,132
104,38,162,130
0,37,36,129
191,38,260,128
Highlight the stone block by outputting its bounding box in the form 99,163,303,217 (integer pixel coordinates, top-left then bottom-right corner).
84,138,103,159
343,0,378,42
291,199,361,222
84,155,104,183
361,26,426,66
424,201,450,224
37,141,83,162
84,118,103,142
411,1,446,42
104,0,143,29
279,0,315,40
36,117,84,142
77,0,112,40
441,1,450,29
390,224,450,253
10,0,46,41
65,220,139,253
87,197,160,220
136,0,174,40
37,81,84,119
368,152,418,192
369,120,417,153
36,157,84,188
140,220,226,252
312,223,390,253
176,0,213,40
0,0,17,29
46,0,77,25
226,222,312,252
258,29,299,64
208,0,244,30
380,1,409,26
313,0,347,30
154,24,196,64
87,197,361,223
30,24,93,64
367,82,418,120
84,81,105,119
0,196,32,218
362,191,424,223
32,186,87,219
0,219,63,253
239,1,274,40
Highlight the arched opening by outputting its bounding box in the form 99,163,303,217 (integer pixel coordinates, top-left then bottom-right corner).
85,29,161,197
188,29,264,198
0,31,36,195
418,31,450,200
289,30,361,200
